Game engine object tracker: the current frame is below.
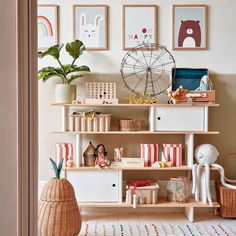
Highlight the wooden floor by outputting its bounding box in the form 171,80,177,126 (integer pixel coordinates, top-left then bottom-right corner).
80,212,236,236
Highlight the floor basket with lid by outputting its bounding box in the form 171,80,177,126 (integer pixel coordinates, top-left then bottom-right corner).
38,159,81,236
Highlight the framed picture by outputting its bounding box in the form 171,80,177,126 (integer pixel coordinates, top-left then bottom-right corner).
172,5,208,50
37,5,59,50
73,5,108,51
123,5,158,50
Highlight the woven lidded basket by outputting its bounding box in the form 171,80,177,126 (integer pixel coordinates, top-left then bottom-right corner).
38,178,81,236
215,153,236,218
118,119,142,131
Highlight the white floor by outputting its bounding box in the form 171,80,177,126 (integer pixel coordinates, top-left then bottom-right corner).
79,212,236,236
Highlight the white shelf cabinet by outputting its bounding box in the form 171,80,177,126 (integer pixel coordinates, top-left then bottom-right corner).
53,103,219,222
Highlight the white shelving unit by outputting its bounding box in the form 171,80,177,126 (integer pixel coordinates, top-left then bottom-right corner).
52,103,220,222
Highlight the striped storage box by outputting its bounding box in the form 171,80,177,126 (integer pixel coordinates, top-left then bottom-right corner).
54,143,73,167
140,144,159,167
162,143,182,167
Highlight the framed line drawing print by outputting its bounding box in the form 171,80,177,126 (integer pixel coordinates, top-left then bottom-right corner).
172,5,208,50
73,5,108,50
38,5,59,50
123,5,158,50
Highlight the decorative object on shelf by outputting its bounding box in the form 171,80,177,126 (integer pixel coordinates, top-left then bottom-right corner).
121,157,144,167
66,156,74,168
140,143,159,167
73,5,108,50
121,43,176,97
215,153,236,218
85,82,118,104
83,141,96,166
122,5,158,50
38,158,81,236
55,143,73,166
125,181,159,208
170,68,215,103
118,119,142,131
38,5,59,50
192,144,236,207
167,177,190,203
70,111,111,132
151,161,172,168
38,39,90,103
162,143,182,167
125,92,159,104
94,144,110,168
114,147,123,162
172,5,208,50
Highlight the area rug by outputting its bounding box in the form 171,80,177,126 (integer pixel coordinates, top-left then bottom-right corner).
79,223,236,236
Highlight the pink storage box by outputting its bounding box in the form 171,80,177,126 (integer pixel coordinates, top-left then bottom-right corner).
162,143,182,167
140,144,159,167
54,143,73,166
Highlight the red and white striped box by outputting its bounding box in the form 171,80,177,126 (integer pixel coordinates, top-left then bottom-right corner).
54,143,73,166
140,144,159,167
162,143,182,167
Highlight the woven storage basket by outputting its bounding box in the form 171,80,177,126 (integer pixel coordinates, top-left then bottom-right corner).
38,178,81,236
118,119,142,131
215,153,236,218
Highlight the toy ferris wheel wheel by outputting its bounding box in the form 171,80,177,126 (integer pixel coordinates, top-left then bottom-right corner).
120,43,176,97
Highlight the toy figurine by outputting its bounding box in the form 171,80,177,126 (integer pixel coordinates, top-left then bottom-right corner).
94,144,111,168
168,85,189,103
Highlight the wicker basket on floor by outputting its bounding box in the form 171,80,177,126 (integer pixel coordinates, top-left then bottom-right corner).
215,153,236,218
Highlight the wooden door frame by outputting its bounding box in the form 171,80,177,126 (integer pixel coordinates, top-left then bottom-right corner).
17,0,38,235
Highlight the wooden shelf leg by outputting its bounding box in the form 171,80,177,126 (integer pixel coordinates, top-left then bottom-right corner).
62,106,69,131
185,133,194,167
185,207,194,223
149,106,155,132
75,134,82,167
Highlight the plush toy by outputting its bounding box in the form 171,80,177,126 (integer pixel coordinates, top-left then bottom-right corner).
192,144,236,206
94,144,111,168
168,85,189,102
196,75,213,91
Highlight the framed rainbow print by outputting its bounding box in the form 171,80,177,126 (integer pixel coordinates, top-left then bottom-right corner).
38,5,59,50
122,5,158,50
172,5,208,50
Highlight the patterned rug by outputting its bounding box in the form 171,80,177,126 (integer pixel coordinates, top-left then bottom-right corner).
79,223,236,236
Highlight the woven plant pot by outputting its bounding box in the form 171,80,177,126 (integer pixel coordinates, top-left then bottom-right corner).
38,178,81,236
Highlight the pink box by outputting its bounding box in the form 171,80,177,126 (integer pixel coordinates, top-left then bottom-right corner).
140,144,159,167
162,143,182,167
54,143,73,166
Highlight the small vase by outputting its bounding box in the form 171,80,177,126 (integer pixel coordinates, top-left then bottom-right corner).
55,84,76,103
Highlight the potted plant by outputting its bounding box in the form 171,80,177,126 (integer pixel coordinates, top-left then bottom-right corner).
38,39,90,103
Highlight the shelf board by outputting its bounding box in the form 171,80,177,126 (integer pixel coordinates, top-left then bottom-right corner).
63,165,219,171
52,103,219,107
53,130,219,135
77,197,220,208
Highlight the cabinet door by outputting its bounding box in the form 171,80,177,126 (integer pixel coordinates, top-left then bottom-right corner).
155,107,205,131
66,170,120,202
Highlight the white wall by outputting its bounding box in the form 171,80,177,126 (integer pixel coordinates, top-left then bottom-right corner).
38,0,236,181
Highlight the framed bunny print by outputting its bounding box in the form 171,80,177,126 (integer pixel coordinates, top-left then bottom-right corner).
73,5,108,50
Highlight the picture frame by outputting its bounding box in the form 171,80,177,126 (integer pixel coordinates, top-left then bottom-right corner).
123,5,158,51
37,5,59,50
172,5,208,50
73,5,108,51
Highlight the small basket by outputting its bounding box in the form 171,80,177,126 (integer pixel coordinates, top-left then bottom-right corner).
118,119,142,131
215,153,236,218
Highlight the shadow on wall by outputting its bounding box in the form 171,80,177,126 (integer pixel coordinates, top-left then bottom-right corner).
196,73,236,179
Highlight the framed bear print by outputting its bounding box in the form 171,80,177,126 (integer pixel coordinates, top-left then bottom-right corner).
73,5,108,51
172,5,208,50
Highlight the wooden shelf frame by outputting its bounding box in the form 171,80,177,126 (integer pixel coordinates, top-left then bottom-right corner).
77,197,220,208
52,103,220,107
53,130,219,135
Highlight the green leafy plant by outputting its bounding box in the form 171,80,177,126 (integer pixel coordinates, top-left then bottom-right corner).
38,40,90,84
49,158,63,179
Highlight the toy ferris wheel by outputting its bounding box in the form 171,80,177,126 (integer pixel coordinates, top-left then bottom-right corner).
120,43,176,97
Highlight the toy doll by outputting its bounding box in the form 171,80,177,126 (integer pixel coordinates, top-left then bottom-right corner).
94,144,111,168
